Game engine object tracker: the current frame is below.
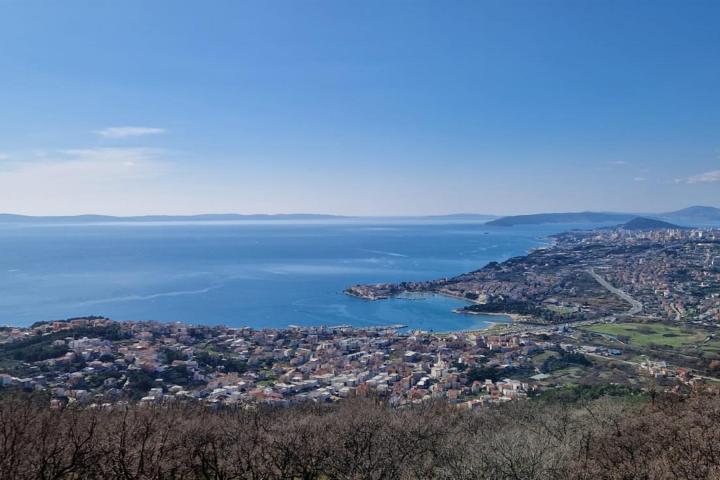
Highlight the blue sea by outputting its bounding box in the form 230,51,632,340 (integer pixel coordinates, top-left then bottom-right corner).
0,220,586,330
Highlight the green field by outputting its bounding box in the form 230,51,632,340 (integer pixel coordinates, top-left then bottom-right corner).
582,322,708,347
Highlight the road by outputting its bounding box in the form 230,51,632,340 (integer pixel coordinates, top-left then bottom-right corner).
485,269,720,383
477,268,643,336
587,268,643,316
584,351,720,383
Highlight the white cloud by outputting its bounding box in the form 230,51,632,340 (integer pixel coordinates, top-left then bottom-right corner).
94,126,166,138
0,153,8,161
633,177,646,182
681,170,720,184
609,160,628,165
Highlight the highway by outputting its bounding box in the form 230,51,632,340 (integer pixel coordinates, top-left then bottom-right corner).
586,268,643,316
476,268,643,336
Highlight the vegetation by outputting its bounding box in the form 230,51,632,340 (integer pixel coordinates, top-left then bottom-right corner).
534,383,644,404
1,391,719,479
465,365,505,383
195,350,247,374
159,365,196,387
583,322,706,347
462,298,588,323
6,342,69,362
0,324,130,363
540,350,592,373
463,299,545,316
29,316,108,329
161,347,187,363
125,370,156,400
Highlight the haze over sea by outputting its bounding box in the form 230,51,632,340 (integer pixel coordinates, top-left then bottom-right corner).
0,220,591,330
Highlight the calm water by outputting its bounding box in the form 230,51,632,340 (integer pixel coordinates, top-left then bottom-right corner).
0,220,585,330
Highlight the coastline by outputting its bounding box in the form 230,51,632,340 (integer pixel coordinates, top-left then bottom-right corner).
453,308,525,323
391,290,523,323
396,290,519,330
355,290,515,332
7,222,559,330
345,280,527,332
343,232,557,330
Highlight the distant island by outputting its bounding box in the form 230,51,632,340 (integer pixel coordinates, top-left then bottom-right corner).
485,205,720,227
0,213,348,224
0,213,502,224
485,211,636,227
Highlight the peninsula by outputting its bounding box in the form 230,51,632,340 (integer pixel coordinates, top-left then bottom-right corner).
346,221,718,328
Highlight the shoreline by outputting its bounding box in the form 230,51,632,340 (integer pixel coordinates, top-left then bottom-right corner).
385,290,523,324
343,233,556,329
391,291,523,331
346,289,523,331
453,308,525,323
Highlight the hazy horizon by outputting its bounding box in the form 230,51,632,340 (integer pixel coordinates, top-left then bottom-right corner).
1,1,719,216
0,204,716,219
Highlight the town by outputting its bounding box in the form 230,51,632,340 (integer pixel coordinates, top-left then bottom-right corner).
0,316,708,409
3,224,720,409
347,223,720,326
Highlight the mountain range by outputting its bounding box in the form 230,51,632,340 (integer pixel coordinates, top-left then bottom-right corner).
0,213,504,224
0,213,346,223
0,206,717,226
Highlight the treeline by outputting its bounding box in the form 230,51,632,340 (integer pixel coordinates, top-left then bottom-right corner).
540,350,592,373
0,324,130,363
461,299,585,323
1,392,719,479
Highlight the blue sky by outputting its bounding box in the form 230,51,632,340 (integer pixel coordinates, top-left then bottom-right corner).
0,0,718,216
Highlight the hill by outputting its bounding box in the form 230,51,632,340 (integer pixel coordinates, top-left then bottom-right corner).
620,217,685,230
484,211,635,227
2,391,719,479
661,205,720,224
484,206,720,227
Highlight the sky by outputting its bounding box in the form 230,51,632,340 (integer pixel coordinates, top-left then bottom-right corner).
0,0,718,216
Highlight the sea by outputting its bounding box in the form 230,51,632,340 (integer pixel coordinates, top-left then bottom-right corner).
0,220,593,330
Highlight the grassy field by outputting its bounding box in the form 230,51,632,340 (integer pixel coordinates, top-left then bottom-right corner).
582,322,708,348
529,351,557,367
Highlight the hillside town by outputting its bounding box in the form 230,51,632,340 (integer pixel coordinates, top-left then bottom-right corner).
560,228,720,324
0,312,708,410
0,317,537,408
348,226,720,325
3,226,720,409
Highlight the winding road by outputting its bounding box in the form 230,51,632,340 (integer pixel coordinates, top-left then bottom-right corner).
477,268,643,335
587,268,643,316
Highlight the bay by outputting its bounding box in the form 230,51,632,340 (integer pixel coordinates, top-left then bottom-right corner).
0,220,589,330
